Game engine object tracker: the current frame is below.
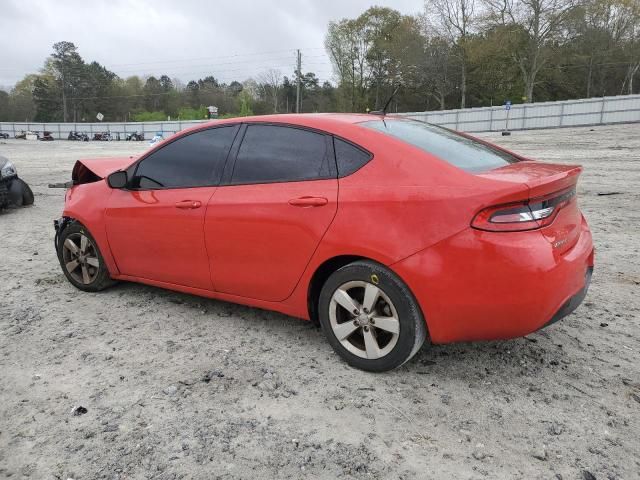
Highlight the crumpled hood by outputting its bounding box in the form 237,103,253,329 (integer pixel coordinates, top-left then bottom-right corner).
71,156,139,185
73,156,138,179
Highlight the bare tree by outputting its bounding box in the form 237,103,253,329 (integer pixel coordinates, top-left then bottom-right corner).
425,0,476,108
258,69,283,113
484,0,576,102
326,18,372,111
617,0,640,94
423,35,458,109
589,0,639,96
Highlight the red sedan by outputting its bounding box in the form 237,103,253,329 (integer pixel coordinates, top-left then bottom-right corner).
54,114,594,371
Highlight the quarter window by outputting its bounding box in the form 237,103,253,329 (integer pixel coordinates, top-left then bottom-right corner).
333,138,372,177
133,126,238,189
231,125,332,184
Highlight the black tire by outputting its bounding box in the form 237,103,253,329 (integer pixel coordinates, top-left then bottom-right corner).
7,179,23,206
7,178,33,207
318,260,427,372
16,178,34,205
0,182,8,209
56,222,116,292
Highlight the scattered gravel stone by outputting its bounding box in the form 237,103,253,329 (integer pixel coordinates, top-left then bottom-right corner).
472,450,486,460
201,370,224,383
71,406,88,416
532,447,547,461
472,443,486,460
548,423,564,435
163,385,178,396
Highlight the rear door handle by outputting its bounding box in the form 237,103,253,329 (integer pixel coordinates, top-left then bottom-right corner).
175,200,202,209
288,196,328,207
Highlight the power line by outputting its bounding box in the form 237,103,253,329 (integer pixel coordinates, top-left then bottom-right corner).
0,47,327,72
8,56,332,79
21,60,336,93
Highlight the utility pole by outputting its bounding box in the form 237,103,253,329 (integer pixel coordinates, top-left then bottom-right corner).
296,49,301,113
62,68,68,123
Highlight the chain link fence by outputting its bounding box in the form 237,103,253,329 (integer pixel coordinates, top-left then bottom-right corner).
0,119,207,140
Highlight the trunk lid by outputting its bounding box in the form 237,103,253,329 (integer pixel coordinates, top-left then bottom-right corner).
477,161,583,254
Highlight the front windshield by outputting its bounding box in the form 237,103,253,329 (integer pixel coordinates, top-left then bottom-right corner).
360,119,520,173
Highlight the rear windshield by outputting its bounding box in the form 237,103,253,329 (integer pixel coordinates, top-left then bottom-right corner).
360,119,520,173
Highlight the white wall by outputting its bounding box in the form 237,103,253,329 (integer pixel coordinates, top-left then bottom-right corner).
401,94,640,132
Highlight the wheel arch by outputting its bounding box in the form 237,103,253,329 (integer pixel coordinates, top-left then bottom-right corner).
307,255,367,325
56,210,120,277
306,254,431,338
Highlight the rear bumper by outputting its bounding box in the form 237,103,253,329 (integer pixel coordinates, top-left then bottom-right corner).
391,215,594,343
542,266,592,329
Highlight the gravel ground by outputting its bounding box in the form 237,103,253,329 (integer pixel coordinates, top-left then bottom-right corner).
0,124,639,480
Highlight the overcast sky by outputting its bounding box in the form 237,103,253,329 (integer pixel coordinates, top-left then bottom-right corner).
0,0,424,89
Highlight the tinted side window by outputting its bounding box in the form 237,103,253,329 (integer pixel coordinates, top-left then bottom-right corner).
334,138,372,177
231,125,331,184
134,126,238,189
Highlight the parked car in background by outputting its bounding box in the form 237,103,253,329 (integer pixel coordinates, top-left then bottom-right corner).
149,131,164,145
39,131,55,141
0,155,34,209
53,114,594,372
15,130,39,140
93,132,112,141
68,131,89,141
0,133,9,140
126,132,144,141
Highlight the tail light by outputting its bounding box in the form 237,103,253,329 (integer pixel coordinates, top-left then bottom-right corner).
472,187,576,232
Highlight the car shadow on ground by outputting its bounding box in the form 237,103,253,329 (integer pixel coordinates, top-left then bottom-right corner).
0,205,32,216
100,280,567,381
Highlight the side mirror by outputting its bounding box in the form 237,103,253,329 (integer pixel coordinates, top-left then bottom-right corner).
107,170,128,189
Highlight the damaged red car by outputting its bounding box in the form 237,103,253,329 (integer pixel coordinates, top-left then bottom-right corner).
54,114,594,372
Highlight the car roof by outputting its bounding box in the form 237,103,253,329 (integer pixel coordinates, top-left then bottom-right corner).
137,113,388,159
216,112,374,125
177,113,388,138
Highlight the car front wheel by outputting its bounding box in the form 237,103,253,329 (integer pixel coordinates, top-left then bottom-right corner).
57,222,115,292
318,260,427,372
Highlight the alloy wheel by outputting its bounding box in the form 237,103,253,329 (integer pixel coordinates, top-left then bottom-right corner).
329,280,400,360
61,232,100,285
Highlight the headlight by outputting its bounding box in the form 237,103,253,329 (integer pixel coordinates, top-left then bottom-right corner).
1,161,17,178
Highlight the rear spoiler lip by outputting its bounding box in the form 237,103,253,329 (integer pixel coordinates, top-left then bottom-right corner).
476,160,582,200
454,130,583,195
526,165,581,198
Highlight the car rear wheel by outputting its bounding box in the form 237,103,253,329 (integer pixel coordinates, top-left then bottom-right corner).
318,260,427,372
57,223,115,292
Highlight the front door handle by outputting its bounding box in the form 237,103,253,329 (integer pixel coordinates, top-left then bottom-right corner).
288,196,328,207
175,200,202,209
